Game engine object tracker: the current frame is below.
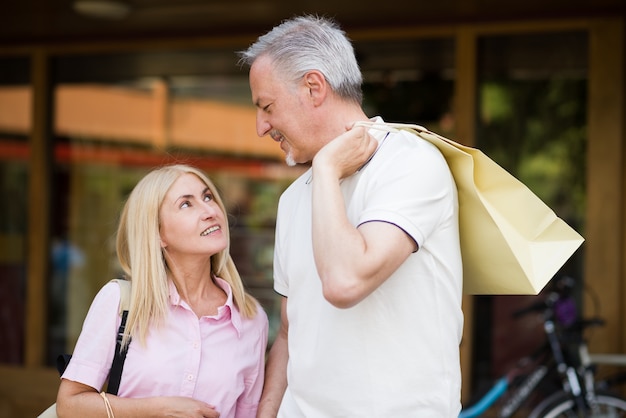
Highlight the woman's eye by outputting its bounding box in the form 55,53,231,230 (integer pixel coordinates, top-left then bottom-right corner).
204,194,213,202
180,201,190,208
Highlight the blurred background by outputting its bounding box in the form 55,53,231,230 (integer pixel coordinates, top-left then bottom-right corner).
0,0,625,416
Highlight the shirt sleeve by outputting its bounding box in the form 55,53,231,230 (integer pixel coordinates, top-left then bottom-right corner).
358,130,456,248
61,281,121,390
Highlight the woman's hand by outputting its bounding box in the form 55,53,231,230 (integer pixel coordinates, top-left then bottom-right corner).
154,396,220,418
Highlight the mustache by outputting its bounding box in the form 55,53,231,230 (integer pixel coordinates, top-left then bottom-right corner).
269,130,283,142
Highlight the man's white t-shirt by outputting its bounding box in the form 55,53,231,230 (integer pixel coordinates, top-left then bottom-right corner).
273,118,464,417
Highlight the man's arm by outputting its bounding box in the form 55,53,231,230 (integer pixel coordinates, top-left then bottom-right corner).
257,296,289,418
311,126,416,308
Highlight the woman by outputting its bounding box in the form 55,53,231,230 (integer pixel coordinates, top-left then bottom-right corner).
56,164,268,418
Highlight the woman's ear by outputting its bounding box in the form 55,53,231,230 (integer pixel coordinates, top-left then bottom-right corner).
303,70,327,106
159,237,167,248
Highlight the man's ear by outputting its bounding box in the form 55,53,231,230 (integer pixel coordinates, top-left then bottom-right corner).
303,70,328,106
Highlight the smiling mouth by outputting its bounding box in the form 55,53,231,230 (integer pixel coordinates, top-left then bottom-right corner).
270,131,284,143
201,225,220,236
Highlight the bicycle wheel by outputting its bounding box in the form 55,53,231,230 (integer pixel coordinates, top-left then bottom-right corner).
528,391,626,417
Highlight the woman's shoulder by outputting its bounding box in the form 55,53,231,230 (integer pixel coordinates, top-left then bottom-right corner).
88,279,123,315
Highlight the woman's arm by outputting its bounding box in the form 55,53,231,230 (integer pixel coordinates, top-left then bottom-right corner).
56,379,220,418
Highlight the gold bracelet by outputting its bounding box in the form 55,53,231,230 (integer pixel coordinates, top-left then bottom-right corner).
100,392,115,418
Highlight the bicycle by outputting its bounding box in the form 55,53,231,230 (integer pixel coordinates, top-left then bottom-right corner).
459,276,626,417
581,282,626,398
592,353,626,394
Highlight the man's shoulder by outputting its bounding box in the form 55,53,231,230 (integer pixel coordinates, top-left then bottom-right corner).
373,128,446,168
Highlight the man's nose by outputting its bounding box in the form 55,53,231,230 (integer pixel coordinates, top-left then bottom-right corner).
256,113,271,137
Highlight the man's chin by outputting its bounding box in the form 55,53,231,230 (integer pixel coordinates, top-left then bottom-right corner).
285,154,297,167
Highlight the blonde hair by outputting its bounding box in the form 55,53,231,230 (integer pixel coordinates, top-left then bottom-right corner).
116,164,259,348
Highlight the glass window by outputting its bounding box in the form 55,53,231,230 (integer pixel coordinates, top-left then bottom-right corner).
47,50,305,362
0,56,30,365
358,38,456,135
473,31,588,393
28,38,458,364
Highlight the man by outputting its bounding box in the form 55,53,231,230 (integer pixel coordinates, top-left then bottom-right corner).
238,15,463,417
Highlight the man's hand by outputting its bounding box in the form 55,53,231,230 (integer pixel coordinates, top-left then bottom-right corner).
313,124,378,180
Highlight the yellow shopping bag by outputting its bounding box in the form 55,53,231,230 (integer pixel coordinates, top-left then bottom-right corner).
359,121,584,295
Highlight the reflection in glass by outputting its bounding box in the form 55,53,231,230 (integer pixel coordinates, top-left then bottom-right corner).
45,42,460,363
0,56,30,365
358,38,456,135
47,64,305,362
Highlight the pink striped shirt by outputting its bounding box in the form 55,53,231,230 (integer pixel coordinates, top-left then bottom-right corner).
62,278,268,418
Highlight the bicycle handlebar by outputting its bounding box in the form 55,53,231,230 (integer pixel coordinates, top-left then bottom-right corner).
511,275,605,331
512,293,559,318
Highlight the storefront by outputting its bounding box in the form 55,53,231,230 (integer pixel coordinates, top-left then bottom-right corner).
0,4,624,416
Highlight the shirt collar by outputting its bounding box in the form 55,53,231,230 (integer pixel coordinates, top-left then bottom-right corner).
367,116,390,142
304,116,389,185
167,277,243,337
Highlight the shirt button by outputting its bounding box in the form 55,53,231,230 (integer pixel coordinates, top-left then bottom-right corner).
192,342,199,349
187,374,194,381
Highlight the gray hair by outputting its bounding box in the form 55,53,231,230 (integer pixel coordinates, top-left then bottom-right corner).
238,15,363,104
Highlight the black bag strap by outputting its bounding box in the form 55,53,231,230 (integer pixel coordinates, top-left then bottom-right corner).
56,278,132,396
106,309,129,395
55,353,72,375
106,278,131,395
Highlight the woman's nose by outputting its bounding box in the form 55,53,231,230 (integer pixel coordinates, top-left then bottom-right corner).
201,202,218,219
